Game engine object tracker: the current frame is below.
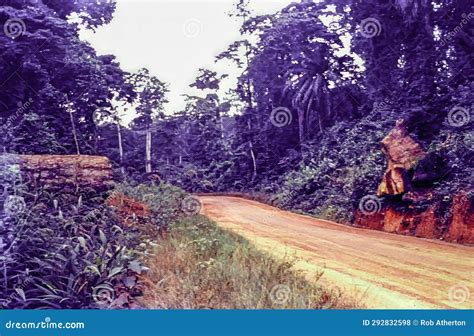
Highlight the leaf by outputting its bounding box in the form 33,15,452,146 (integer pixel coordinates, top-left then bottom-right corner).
108,267,124,278
128,260,142,274
85,265,101,276
78,236,86,249
99,229,107,244
15,288,26,301
93,283,114,292
123,276,136,288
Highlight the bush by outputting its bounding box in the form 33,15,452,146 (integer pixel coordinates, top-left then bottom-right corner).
270,110,391,223
0,178,189,309
0,186,147,309
113,181,188,230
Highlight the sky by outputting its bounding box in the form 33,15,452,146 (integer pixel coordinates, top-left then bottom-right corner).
80,0,292,119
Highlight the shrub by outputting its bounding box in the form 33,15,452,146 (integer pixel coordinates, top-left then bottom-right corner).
112,181,187,230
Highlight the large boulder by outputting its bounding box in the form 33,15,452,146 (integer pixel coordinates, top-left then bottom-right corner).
377,120,426,196
355,120,473,245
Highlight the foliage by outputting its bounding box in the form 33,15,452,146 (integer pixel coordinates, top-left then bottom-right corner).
0,0,134,154
1,1,472,312
141,215,357,309
0,188,143,308
113,181,188,231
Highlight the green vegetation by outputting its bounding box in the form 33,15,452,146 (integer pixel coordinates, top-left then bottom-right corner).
140,215,355,309
1,188,144,308
1,175,353,309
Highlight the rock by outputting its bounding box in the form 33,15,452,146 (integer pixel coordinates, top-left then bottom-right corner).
354,210,384,230
402,191,433,205
378,167,412,196
445,192,474,244
412,152,449,186
377,120,426,196
354,192,472,244
414,205,439,239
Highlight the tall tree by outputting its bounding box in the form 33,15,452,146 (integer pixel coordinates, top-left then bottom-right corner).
0,0,131,154
128,68,168,173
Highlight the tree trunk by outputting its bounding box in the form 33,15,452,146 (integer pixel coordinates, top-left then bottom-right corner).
298,109,306,146
246,119,257,181
68,103,80,155
117,123,125,176
249,142,257,181
145,129,152,173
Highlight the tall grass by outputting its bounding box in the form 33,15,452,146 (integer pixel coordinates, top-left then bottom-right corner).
140,216,356,309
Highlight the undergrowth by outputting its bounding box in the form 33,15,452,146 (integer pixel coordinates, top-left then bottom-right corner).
140,215,356,309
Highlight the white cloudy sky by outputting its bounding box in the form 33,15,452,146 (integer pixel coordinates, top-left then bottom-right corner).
80,0,291,117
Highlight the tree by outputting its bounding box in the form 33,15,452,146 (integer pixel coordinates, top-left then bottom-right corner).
0,0,131,154
128,68,168,173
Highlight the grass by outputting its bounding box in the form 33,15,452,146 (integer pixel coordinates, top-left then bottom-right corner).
140,215,356,309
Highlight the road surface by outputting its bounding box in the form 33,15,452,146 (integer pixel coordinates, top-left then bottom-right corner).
199,196,473,309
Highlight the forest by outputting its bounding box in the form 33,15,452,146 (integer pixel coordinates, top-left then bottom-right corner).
0,0,472,309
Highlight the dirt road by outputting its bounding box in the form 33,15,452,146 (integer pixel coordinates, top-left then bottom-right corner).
199,196,473,309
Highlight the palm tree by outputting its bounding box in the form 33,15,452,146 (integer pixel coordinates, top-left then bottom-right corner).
283,49,332,145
